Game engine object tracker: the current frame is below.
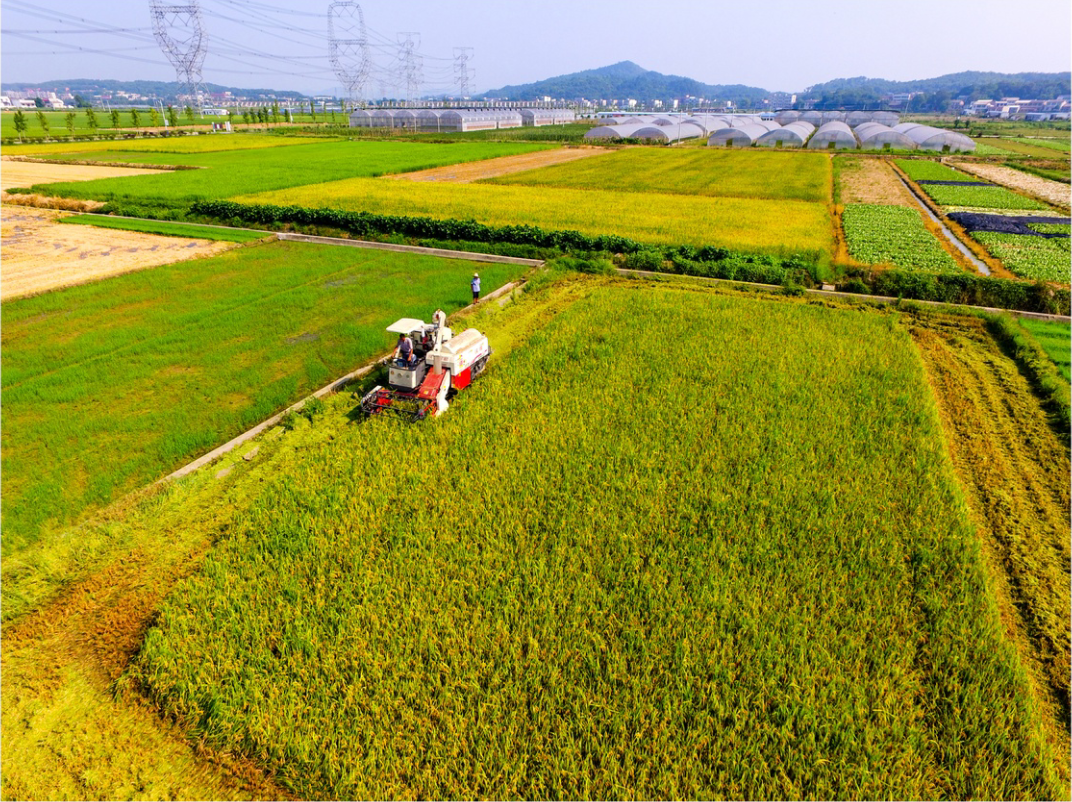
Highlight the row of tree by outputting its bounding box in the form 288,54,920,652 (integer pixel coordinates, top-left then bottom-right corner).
6,101,345,140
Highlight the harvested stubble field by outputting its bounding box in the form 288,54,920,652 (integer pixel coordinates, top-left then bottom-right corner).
0,205,236,301
0,240,523,562
0,156,168,190
238,177,832,257
950,161,1071,210
836,157,917,206
485,147,832,203
120,281,1063,799
388,147,610,183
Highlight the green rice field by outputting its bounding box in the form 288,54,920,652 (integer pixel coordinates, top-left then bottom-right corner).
60,214,268,241
130,281,1060,799
0,240,523,554
1020,318,1072,381
486,148,832,203
15,141,550,205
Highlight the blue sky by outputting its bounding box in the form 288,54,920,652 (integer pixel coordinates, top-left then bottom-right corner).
2,0,1069,95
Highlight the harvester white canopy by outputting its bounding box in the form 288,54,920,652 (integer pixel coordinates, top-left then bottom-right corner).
386,318,426,335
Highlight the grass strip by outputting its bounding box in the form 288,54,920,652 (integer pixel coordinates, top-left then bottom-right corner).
60,214,268,242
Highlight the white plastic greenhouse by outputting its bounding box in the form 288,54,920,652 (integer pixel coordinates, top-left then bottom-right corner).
808,121,858,149
854,122,916,151
892,123,975,152
774,110,801,125
632,122,705,142
707,123,770,147
584,123,650,141
755,121,814,148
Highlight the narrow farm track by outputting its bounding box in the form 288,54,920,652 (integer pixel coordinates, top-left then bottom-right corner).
911,315,1071,779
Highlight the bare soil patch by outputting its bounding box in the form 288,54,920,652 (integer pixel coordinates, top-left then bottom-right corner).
1,205,234,301
839,157,917,206
1,156,168,190
948,161,1070,210
387,147,610,183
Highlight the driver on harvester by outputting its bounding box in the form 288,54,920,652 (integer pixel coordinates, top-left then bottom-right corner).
395,333,417,367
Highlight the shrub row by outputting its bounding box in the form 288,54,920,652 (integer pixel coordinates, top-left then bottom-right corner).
188,199,819,275
838,266,1070,316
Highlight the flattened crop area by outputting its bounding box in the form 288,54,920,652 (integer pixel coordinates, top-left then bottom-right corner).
0,156,168,190
0,205,234,301
386,146,610,183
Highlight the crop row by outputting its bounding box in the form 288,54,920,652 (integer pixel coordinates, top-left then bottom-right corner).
922,184,1051,211
972,232,1071,282
130,283,1059,799
841,204,960,273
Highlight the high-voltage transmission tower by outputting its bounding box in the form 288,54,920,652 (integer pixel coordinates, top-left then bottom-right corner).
328,1,370,107
397,32,423,105
453,47,474,98
149,0,207,105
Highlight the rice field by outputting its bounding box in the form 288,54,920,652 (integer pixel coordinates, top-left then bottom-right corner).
1020,318,1072,381
131,282,1060,800
16,141,551,205
2,132,330,157
485,148,832,203
0,240,522,554
236,178,833,257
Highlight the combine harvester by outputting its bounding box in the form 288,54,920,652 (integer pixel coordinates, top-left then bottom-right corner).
361,313,491,421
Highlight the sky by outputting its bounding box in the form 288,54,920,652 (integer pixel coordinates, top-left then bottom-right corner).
2,0,1070,97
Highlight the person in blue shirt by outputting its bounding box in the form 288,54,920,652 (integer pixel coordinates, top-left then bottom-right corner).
471,272,481,301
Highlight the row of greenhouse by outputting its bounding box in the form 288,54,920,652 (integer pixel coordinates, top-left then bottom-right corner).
348,108,576,132
583,114,975,152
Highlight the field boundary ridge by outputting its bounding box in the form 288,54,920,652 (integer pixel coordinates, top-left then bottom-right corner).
616,268,1072,323
275,232,545,266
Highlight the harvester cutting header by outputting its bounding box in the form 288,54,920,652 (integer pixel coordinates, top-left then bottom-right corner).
360,310,491,422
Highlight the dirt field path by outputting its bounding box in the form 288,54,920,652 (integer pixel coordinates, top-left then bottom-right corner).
1,206,234,301
387,147,610,183
949,161,1071,210
1,156,168,190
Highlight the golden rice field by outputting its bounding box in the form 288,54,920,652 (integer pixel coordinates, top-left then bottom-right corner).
235,178,833,256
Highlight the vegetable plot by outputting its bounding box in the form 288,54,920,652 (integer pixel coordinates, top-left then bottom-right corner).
842,204,960,273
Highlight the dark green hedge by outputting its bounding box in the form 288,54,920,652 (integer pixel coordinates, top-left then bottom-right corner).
838,266,1070,316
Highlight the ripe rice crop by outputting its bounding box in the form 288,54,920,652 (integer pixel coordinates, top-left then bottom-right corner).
132,283,1059,799
0,241,522,553
20,141,550,205
485,148,832,203
972,231,1071,282
842,204,960,273
236,178,832,256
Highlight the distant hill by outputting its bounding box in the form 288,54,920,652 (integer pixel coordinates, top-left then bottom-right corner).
481,63,1071,106
806,71,1071,100
0,79,306,102
480,61,770,104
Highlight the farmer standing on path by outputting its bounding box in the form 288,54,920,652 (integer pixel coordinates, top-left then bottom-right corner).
471,272,481,301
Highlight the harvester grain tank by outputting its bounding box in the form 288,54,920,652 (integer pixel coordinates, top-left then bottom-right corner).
361,313,491,421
